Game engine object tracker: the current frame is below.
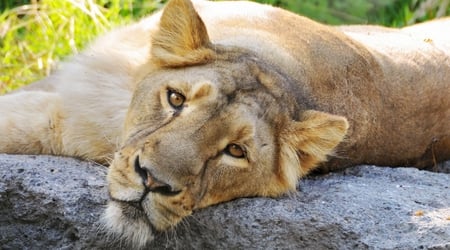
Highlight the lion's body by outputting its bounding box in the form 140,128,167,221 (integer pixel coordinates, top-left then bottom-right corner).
1,0,449,246
2,1,449,168
205,5,450,170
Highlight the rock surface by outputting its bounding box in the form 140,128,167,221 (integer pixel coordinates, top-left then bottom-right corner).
0,154,449,249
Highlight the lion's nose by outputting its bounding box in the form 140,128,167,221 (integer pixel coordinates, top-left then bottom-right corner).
134,156,181,196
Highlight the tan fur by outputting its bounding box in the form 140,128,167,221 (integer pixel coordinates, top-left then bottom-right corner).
281,110,349,176
1,0,449,247
151,0,215,67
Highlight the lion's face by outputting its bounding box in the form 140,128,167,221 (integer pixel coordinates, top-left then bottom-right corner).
106,54,295,235
103,0,348,247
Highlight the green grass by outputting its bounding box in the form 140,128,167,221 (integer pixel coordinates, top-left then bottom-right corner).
0,0,161,93
1,0,449,93
261,0,449,26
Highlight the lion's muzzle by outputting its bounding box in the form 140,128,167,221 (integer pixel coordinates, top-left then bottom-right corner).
134,155,182,196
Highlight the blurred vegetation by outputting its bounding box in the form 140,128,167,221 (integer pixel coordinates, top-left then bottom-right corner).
0,0,162,92
260,0,450,26
1,0,449,93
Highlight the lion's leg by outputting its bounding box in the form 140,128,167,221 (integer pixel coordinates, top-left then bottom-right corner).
0,91,64,155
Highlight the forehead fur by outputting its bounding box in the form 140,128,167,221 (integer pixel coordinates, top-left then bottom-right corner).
142,45,316,129
216,49,316,120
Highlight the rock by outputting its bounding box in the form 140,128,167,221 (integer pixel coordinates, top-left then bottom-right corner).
0,155,107,249
0,154,449,249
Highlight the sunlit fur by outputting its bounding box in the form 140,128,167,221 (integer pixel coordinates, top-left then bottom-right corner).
1,0,449,247
101,202,154,249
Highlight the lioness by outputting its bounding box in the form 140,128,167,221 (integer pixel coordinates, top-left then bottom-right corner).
1,0,449,247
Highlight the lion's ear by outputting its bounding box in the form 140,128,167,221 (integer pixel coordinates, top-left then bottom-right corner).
151,0,215,67
279,110,349,184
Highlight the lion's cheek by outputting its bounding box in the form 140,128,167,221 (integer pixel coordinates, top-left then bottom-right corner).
195,168,292,209
107,164,146,201
195,180,254,209
142,191,195,231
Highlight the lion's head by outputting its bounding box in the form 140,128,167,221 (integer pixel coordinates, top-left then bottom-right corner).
103,0,348,246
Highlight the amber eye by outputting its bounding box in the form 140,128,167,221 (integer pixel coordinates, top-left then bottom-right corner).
168,90,185,109
225,144,246,158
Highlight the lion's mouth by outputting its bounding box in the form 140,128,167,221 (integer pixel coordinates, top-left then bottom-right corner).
110,198,147,220
109,189,191,232
128,200,145,211
105,153,197,243
102,199,156,248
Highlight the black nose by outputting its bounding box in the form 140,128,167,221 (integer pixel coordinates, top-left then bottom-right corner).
134,156,181,196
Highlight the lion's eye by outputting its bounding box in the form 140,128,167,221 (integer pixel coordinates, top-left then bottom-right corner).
168,90,185,109
225,144,246,158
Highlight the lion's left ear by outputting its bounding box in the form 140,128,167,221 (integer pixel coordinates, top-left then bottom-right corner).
151,0,215,67
278,110,349,188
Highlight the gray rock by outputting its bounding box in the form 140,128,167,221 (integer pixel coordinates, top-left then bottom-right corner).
0,154,449,249
0,155,107,249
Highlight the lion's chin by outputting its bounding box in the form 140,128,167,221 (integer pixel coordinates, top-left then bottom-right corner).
101,200,155,248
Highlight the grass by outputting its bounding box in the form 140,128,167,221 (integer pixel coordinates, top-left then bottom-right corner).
1,0,449,93
0,0,161,93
